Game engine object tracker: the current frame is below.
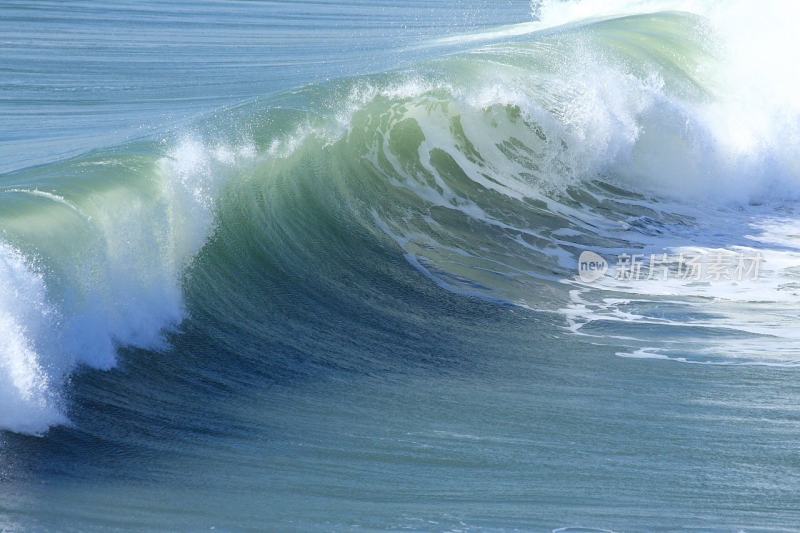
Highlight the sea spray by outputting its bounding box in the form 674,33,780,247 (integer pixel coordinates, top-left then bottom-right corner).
0,137,255,434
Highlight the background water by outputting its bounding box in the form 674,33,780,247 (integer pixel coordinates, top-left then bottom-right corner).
2,1,800,531
0,0,528,173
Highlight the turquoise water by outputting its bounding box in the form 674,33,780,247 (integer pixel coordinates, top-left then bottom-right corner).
3,1,800,531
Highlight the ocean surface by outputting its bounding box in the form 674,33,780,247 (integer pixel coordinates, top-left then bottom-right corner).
2,0,800,530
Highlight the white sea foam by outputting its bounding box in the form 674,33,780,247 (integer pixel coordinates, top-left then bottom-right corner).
563,211,800,365
543,2,800,363
0,243,67,435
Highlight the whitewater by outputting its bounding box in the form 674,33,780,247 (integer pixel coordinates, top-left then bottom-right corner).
2,0,800,530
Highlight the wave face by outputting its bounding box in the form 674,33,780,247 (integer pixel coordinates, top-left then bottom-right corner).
2,2,800,439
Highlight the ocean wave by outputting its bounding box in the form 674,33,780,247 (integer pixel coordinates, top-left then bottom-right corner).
2,2,800,435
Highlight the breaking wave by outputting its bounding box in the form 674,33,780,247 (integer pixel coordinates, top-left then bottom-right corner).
2,0,800,434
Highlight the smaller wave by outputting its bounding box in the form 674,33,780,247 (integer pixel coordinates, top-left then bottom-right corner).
0,136,256,435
